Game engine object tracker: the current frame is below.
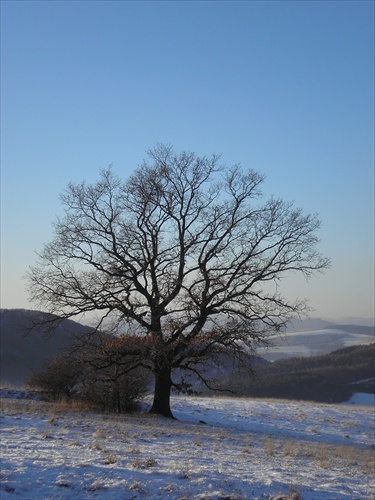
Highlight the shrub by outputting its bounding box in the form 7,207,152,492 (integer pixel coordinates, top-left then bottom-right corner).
28,351,151,413
27,355,82,400
80,364,150,413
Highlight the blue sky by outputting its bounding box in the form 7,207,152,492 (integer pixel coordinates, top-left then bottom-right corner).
1,0,374,321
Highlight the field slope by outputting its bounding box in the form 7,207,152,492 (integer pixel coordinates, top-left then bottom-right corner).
1,391,374,499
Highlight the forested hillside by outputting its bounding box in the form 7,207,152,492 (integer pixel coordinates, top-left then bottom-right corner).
224,344,375,403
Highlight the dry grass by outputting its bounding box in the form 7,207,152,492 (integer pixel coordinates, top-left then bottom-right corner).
264,436,276,456
269,488,302,500
261,434,375,475
104,454,117,465
0,391,101,420
54,398,95,412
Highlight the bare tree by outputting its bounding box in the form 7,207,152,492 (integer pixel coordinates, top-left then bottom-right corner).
27,145,330,417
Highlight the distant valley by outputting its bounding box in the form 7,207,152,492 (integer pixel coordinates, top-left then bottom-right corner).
1,309,374,406
257,319,374,361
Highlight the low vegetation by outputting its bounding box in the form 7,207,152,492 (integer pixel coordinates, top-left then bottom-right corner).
27,352,151,413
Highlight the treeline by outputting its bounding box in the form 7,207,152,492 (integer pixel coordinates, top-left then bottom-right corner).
218,344,375,403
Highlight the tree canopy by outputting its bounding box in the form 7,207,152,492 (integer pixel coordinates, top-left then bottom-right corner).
28,145,330,416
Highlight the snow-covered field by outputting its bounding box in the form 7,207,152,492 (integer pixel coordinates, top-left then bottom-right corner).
1,391,374,499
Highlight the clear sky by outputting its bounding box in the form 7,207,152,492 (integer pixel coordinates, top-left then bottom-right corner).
1,0,374,323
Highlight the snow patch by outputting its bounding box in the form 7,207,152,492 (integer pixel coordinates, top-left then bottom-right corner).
343,392,375,407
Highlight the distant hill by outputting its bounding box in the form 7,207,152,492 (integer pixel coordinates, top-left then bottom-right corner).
257,319,374,361
221,343,375,404
0,309,92,386
286,318,375,332
2,309,374,396
325,324,374,336
286,318,336,332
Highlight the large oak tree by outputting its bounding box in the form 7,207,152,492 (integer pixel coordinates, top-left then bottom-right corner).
28,145,330,417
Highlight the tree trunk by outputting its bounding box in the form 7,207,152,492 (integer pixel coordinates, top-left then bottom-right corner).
150,363,174,418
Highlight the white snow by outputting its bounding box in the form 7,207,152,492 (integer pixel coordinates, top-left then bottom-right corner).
344,392,375,407
1,391,374,499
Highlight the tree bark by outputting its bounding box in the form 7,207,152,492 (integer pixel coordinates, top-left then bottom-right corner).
149,363,174,418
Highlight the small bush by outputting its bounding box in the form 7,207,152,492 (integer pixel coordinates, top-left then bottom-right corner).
28,351,151,413
27,355,82,400
80,365,150,413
